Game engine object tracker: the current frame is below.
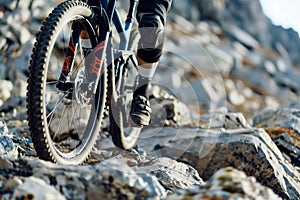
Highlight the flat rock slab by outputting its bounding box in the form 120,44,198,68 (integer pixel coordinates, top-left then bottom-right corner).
137,127,300,200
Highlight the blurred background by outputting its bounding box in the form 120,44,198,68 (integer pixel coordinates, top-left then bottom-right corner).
0,1,300,199
1,0,300,121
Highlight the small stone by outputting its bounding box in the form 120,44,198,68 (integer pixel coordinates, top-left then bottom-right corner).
0,121,9,135
228,90,245,106
0,80,13,102
4,177,23,190
0,156,13,169
12,177,66,200
0,135,18,158
274,133,294,144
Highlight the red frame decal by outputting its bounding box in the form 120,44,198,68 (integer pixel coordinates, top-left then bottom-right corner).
91,41,105,75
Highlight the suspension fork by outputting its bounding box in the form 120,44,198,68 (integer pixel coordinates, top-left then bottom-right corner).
56,22,81,91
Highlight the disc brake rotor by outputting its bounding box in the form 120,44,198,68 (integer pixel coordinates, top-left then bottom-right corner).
74,66,93,107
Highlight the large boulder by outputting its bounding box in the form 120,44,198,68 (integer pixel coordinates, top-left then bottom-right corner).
0,158,167,199
253,108,300,168
103,154,204,190
0,152,204,199
138,127,300,199
137,157,204,190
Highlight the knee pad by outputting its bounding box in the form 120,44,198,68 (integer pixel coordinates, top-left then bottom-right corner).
137,13,165,62
138,13,164,50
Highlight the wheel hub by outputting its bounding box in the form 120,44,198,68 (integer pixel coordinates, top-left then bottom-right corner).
74,66,94,107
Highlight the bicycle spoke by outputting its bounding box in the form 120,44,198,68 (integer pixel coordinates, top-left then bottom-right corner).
52,104,67,141
70,101,83,136
46,81,59,85
46,93,67,120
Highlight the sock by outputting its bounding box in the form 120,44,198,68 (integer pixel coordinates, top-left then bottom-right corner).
133,63,158,98
137,62,158,78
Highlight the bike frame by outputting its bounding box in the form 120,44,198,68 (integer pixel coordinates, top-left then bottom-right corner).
98,0,139,97
99,0,138,50
58,0,138,96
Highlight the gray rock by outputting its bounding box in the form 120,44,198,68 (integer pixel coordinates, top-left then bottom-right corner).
167,167,281,200
199,111,251,129
0,60,7,80
30,0,57,20
13,80,28,98
12,177,66,200
223,25,260,49
3,176,22,191
262,60,277,75
0,121,9,135
0,96,26,114
137,157,204,190
271,25,300,66
153,55,226,114
253,108,300,167
0,37,8,54
273,134,300,167
149,86,191,127
0,80,13,103
197,0,300,66
253,108,300,134
197,0,271,47
0,25,18,47
227,90,245,106
138,127,300,199
0,135,18,158
0,0,18,10
169,14,196,34
273,72,300,94
7,39,34,80
175,77,226,112
29,159,167,199
7,8,31,25
0,144,200,198
196,0,226,22
171,0,200,22
101,151,204,191
231,64,280,96
206,44,234,75
274,133,294,144
0,156,13,169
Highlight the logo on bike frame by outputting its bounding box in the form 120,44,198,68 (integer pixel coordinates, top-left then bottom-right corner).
91,41,105,75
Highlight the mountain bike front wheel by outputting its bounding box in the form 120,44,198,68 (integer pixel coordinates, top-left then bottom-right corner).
27,1,107,164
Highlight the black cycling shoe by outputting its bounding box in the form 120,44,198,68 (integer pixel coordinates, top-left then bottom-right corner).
130,95,151,127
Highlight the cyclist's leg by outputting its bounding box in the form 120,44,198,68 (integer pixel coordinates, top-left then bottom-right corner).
130,0,172,126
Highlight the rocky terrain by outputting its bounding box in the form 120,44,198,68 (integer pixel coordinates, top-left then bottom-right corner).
1,0,300,199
